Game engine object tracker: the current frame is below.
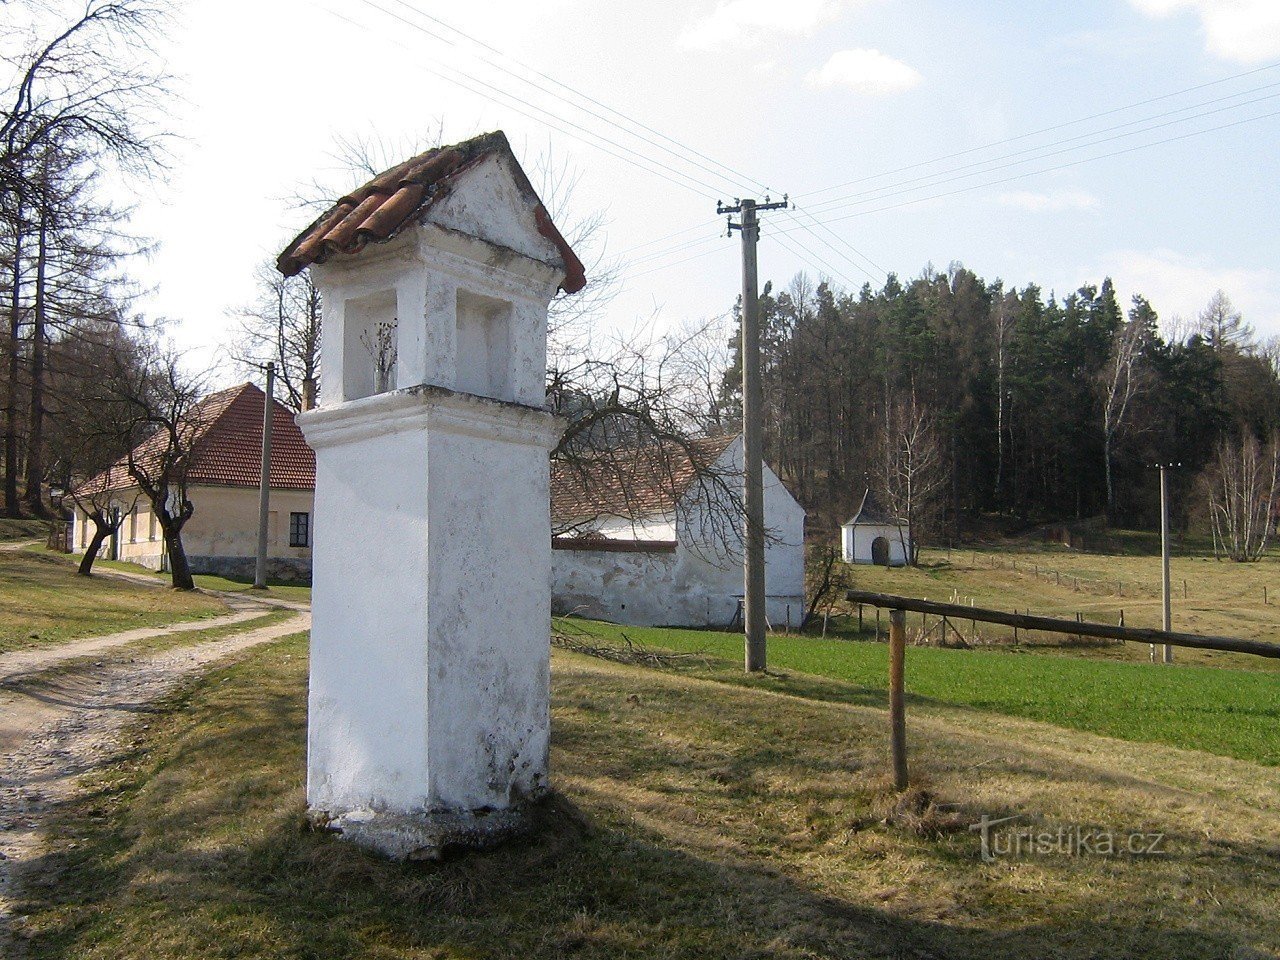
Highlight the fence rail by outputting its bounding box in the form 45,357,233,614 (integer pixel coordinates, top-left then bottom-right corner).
847,589,1280,659
845,587,1280,793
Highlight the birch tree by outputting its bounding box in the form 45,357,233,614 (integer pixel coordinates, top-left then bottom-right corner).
1205,431,1279,562
1100,297,1152,518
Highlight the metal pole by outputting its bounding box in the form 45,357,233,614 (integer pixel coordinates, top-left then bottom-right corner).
253,362,274,590
1159,464,1173,663
738,198,767,673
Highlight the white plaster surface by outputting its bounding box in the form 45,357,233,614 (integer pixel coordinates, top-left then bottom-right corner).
301,158,571,846
841,521,912,566
301,387,561,819
551,437,807,628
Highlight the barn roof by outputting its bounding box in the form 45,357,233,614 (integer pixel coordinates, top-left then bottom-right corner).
844,489,900,526
78,383,316,495
551,434,738,527
276,130,586,293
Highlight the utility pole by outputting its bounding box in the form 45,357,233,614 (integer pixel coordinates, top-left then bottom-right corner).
253,362,275,590
719,195,788,673
1155,462,1179,663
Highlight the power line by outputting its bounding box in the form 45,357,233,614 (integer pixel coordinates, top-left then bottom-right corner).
804,86,1280,217
796,60,1280,200
785,207,888,280
780,107,1280,234
322,1,730,198
771,229,864,289
379,0,773,196
624,69,1280,278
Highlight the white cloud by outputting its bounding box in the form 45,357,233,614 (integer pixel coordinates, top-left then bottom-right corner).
679,0,841,49
1129,0,1280,64
1101,248,1280,336
806,49,923,95
997,189,1101,213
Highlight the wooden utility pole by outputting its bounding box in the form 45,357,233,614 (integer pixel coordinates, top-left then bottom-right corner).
253,362,275,590
1156,463,1177,663
718,195,788,673
888,608,909,791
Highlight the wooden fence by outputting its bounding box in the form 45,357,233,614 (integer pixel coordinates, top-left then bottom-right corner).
846,588,1280,791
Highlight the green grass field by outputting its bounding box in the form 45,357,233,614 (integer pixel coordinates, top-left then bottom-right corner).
54,551,313,604
0,549,225,654
561,618,1280,766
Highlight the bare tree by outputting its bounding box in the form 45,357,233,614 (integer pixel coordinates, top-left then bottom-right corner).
1197,290,1253,353
661,314,736,434
874,395,947,565
1204,431,1279,562
1099,299,1151,518
548,324,745,559
2,0,170,516
46,318,141,574
231,262,320,411
104,339,210,589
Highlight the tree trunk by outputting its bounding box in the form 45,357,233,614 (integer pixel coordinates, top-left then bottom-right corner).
1103,432,1114,523
164,525,195,590
4,194,23,518
78,522,109,576
23,191,48,517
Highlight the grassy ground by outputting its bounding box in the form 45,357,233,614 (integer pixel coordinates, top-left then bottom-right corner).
83,553,312,604
0,517,51,542
836,543,1280,669
12,635,1279,959
561,618,1280,766
0,550,225,654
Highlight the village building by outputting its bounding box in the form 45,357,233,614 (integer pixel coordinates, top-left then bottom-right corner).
70,382,315,581
841,488,912,566
551,434,807,627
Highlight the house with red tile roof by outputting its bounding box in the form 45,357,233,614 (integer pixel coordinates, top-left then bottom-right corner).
550,434,805,627
70,382,316,581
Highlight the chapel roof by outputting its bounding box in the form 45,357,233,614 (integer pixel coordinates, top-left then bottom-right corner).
844,488,900,526
276,130,586,293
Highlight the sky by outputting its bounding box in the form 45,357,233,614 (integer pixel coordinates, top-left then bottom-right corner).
116,0,1280,376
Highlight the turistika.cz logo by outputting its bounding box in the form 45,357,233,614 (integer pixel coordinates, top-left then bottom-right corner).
969,814,1168,862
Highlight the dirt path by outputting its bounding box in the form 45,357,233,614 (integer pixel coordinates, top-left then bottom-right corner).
0,608,310,953
0,592,273,684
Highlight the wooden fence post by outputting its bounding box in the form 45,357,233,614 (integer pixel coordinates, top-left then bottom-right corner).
888,608,909,792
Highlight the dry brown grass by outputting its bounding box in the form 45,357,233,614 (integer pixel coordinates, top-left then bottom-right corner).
12,636,1280,959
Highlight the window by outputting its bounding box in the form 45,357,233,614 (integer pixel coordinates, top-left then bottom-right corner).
289,512,310,548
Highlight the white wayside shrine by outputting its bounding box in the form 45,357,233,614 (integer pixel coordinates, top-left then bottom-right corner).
278,132,586,858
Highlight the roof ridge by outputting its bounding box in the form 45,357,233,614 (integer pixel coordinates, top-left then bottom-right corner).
276,130,585,293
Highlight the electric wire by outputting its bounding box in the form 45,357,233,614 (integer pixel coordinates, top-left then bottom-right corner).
779,107,1280,234
796,60,1280,200
324,1,730,199
379,0,774,196
803,86,1280,217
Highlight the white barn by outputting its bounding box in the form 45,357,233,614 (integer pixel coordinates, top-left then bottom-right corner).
551,435,806,627
841,489,912,566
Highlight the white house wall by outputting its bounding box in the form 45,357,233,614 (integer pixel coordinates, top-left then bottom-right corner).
551,436,807,628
